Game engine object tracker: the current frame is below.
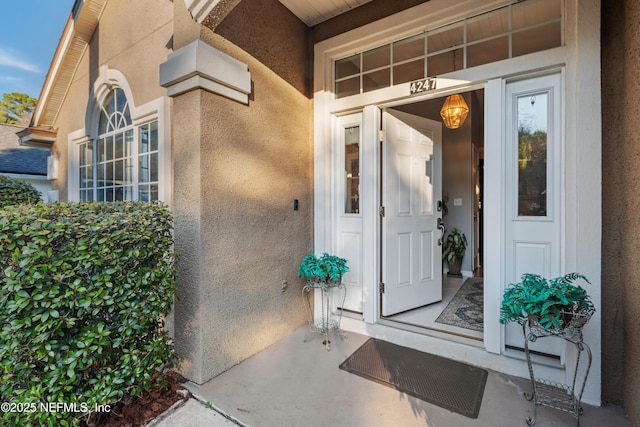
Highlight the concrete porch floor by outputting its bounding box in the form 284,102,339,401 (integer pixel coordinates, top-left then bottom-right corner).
184,327,628,427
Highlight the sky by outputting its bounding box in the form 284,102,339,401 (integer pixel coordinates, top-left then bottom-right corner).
0,0,76,100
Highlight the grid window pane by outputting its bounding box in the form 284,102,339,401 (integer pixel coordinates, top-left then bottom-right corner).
125,158,133,183
97,139,105,163
80,167,88,189
517,92,549,217
150,184,159,201
115,159,124,183
512,22,561,57
97,163,105,188
336,54,360,79
105,162,114,186
139,184,149,202
86,165,93,188
428,22,464,53
82,189,94,202
336,77,360,98
140,124,149,154
115,133,123,158
344,126,360,214
466,8,509,43
427,48,463,76
80,142,93,166
150,153,158,182
99,112,108,134
512,0,561,30
394,35,425,63
333,0,564,99
106,136,114,161
124,185,134,201
140,155,150,183
467,36,509,68
363,45,390,72
393,59,425,85
125,130,133,157
105,92,115,118
363,69,390,93
150,121,158,152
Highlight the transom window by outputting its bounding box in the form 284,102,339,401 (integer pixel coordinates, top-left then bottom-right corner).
334,0,562,98
79,88,159,202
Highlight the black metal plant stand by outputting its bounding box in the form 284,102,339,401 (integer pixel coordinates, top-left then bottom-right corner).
302,279,347,351
522,313,592,426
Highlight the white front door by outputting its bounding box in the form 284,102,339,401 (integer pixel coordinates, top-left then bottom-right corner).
381,109,443,316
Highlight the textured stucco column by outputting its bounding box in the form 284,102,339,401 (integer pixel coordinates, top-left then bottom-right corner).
602,0,640,422
171,90,207,382
194,29,312,381
165,0,312,385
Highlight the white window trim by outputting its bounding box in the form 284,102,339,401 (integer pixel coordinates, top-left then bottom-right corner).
68,66,171,205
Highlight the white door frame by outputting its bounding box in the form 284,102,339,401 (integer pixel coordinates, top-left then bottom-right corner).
313,0,602,404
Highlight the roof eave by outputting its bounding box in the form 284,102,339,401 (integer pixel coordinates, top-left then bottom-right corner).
16,127,57,148
31,0,108,129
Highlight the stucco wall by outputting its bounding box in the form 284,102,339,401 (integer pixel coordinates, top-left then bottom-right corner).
311,0,428,43
51,0,173,200
213,0,310,97
171,3,313,382
601,0,640,421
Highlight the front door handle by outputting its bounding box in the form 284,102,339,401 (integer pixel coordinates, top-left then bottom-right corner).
437,218,445,246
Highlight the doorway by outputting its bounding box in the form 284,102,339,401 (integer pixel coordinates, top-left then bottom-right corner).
381,90,485,341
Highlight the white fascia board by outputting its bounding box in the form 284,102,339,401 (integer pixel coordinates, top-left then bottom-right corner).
159,40,251,104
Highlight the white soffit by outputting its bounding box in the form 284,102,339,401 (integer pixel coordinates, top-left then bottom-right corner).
278,0,373,26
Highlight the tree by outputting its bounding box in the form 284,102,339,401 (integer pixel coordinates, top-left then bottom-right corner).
0,92,36,125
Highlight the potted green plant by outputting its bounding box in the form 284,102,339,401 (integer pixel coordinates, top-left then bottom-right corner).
442,228,467,277
499,273,595,330
298,252,349,285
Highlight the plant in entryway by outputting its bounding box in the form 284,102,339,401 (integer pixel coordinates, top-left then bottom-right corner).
298,252,349,284
499,273,595,330
442,228,467,276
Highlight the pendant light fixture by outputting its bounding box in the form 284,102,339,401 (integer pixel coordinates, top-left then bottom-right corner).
440,94,469,129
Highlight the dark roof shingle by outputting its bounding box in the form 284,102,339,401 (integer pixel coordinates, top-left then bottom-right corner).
0,124,50,176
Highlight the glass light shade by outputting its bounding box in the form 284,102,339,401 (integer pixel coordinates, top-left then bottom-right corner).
440,94,469,129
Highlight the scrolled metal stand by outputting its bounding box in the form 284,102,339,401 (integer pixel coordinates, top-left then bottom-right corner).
522,312,592,427
301,279,347,351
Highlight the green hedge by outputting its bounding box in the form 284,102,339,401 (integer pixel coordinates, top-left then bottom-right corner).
0,202,176,426
0,175,41,207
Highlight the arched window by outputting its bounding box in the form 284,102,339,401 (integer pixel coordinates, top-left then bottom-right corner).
79,87,159,202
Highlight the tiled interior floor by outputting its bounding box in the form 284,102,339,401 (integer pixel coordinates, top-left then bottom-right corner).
385,274,483,340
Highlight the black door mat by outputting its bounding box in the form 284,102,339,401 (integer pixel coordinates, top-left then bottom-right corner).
339,338,488,418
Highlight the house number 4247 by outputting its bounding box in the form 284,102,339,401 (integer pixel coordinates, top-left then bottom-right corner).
409,77,437,95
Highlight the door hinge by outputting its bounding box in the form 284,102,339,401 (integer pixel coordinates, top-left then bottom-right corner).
379,130,385,142
379,206,385,217
379,282,385,294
